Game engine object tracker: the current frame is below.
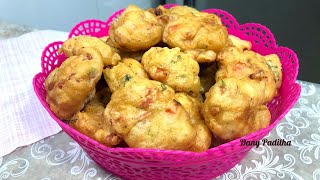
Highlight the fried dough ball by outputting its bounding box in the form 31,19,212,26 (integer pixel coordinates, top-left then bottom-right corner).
162,6,228,53
103,34,146,61
184,49,217,63
124,101,196,150
169,6,222,23
103,58,149,92
104,79,196,150
45,48,103,120
216,47,278,103
169,6,201,16
100,36,149,63
264,54,283,89
99,36,119,51
142,47,200,96
69,90,121,147
149,5,208,26
201,78,271,141
199,63,218,95
147,5,169,16
109,5,163,52
163,18,228,52
175,92,212,152
60,35,121,67
227,35,252,51
99,36,109,43
147,5,169,27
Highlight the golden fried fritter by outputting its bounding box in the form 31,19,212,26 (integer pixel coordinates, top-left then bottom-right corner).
99,36,118,50
60,35,121,67
227,35,252,51
99,36,112,45
163,18,228,52
45,48,103,120
169,6,201,16
162,6,228,53
109,5,163,52
169,6,222,23
216,47,278,103
147,5,169,27
99,36,109,43
201,78,271,141
142,47,200,96
103,58,149,92
147,5,169,16
175,92,212,152
184,49,217,63
69,91,121,147
264,54,282,89
104,79,196,150
100,35,146,61
124,100,196,150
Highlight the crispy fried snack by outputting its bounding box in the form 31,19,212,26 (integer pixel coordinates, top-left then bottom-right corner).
162,6,228,53
147,5,169,27
105,79,196,150
101,35,146,61
175,92,212,152
201,78,271,141
169,6,222,22
99,36,112,45
109,5,163,52
227,35,252,51
45,48,103,120
184,49,217,63
99,36,118,50
103,58,149,92
100,36,150,64
169,6,202,16
216,47,278,103
60,35,121,66
264,54,283,89
69,90,121,147
142,47,200,96
99,36,110,44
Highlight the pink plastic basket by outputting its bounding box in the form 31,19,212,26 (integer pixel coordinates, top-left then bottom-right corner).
33,4,301,180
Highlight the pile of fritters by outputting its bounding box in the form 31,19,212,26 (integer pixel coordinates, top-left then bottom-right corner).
45,5,282,152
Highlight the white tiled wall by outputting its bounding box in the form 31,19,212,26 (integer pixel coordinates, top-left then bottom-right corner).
0,0,160,31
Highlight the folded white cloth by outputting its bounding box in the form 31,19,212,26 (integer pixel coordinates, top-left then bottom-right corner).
0,30,69,157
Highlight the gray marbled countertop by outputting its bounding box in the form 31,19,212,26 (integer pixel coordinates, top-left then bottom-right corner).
0,20,35,39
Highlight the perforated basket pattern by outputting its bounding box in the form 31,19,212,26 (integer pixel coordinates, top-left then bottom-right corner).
69,19,109,38
33,4,301,180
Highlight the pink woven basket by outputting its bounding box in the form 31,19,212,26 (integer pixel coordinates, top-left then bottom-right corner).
33,4,301,180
